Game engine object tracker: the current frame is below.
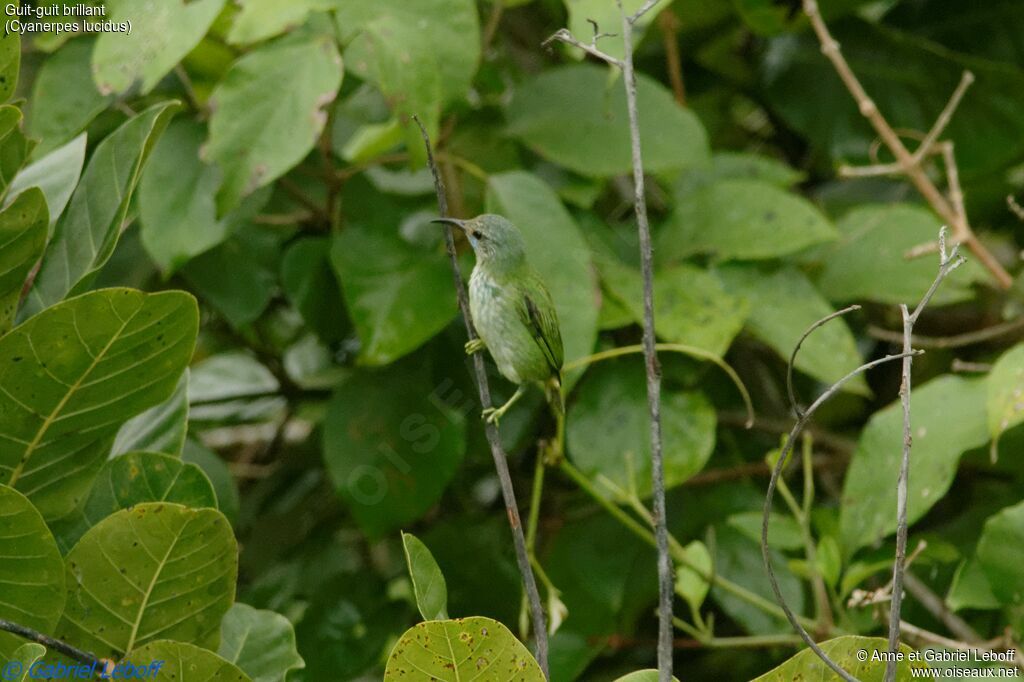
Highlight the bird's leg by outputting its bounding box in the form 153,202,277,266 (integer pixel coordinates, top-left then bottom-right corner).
482,385,526,426
465,338,486,355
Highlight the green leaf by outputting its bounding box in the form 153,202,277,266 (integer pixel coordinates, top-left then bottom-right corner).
683,151,805,190
486,171,600,385
333,0,480,135
840,376,989,555
716,264,867,394
5,643,46,681
0,0,18,102
0,188,47,334
205,34,342,213
674,540,712,614
323,364,466,538
567,360,716,497
0,108,32,196
947,556,1000,612
56,503,237,659
976,500,1024,605
6,133,86,231
218,603,305,682
50,450,217,553
27,40,110,156
727,511,804,551
127,641,251,682
0,289,198,520
0,485,64,663
228,0,338,45
281,237,347,343
401,532,449,621
817,536,842,589
751,636,927,680
563,0,659,62
599,257,748,357
182,439,239,526
21,102,176,317
140,119,253,274
986,343,1024,459
818,205,984,306
383,617,544,681
112,370,189,457
92,0,225,95
614,672,680,682
507,64,709,177
660,179,836,262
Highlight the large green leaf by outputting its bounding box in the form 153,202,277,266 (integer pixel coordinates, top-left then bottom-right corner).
126,641,251,682
840,376,989,555
218,603,305,682
0,289,198,520
658,179,836,262
752,636,926,680
50,450,217,553
818,204,984,306
401,531,449,621
92,0,225,95
56,503,237,659
205,34,342,214
112,370,189,457
986,343,1024,459
330,220,455,367
507,64,709,177
567,359,716,498
976,500,1024,606
486,171,600,385
716,264,867,394
760,19,1024,179
322,364,466,538
599,256,748,357
229,0,338,45
333,0,479,135
383,617,544,681
0,485,64,663
0,107,32,196
0,0,18,103
21,103,176,317
6,133,86,232
0,188,47,334
140,119,250,274
27,40,110,156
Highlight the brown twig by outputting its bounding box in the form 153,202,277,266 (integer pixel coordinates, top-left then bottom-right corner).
0,618,102,674
658,10,685,105
414,116,549,676
887,229,965,682
868,317,1024,349
804,0,1012,289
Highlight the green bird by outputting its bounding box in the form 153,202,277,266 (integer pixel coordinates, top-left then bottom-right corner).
433,214,563,425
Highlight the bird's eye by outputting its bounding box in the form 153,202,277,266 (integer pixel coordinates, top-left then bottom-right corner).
472,231,483,240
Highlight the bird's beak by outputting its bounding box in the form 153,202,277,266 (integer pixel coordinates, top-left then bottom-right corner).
431,217,466,230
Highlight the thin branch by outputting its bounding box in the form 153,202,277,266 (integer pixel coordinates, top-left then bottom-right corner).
0,618,102,673
658,10,686,105
802,0,1012,289
765,307,924,682
902,572,983,645
1008,195,1024,222
916,72,974,161
867,316,1024,349
886,231,965,682
414,116,549,677
630,0,663,23
542,28,622,67
787,304,861,418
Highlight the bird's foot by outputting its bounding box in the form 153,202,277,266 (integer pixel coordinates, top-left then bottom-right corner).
464,338,486,355
482,406,505,426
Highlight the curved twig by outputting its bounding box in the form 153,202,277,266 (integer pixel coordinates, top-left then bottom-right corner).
787,305,861,418
763,343,922,682
414,116,550,676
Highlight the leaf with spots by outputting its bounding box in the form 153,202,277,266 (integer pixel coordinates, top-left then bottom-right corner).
986,343,1024,460
205,34,342,214
0,188,47,334
49,450,217,553
383,617,544,681
228,0,337,45
21,102,176,318
0,288,198,521
839,376,989,556
0,485,65,664
401,532,449,621
126,640,251,682
218,603,305,682
56,503,237,660
751,636,927,680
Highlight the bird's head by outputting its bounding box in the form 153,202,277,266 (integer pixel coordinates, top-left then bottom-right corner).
432,214,526,267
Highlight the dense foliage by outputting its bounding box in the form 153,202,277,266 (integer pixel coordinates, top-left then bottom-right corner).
1,0,1024,680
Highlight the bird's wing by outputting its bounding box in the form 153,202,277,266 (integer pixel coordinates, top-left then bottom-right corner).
515,272,564,375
